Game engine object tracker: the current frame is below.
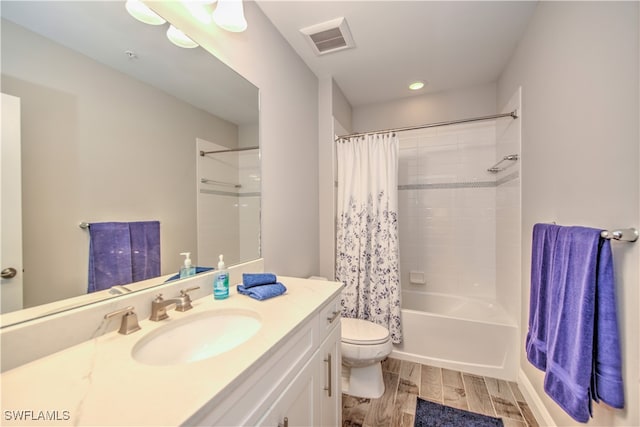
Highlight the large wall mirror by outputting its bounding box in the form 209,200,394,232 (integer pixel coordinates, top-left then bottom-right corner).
0,1,260,326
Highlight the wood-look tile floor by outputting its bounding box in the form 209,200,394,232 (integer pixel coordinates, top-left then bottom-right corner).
342,357,540,427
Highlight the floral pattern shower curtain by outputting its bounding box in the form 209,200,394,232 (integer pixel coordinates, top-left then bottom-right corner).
336,133,402,343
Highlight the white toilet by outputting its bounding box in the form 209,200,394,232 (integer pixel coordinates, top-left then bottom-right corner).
341,318,393,399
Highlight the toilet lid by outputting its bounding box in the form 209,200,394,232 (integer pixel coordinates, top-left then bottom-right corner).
341,318,390,345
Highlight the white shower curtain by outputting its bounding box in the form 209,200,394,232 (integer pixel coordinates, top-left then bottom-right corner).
336,133,402,344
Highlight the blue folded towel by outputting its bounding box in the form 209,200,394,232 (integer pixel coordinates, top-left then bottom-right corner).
527,224,624,422
165,267,214,283
242,273,277,288
237,282,286,301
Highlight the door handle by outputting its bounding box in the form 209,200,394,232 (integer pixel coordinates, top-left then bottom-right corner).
1,268,17,279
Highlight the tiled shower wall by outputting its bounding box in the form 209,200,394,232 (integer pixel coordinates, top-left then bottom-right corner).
398,121,499,300
197,140,261,267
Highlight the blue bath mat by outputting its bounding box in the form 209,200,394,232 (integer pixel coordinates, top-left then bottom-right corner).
414,398,504,427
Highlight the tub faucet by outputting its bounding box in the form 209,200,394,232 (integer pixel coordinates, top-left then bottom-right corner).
149,286,200,321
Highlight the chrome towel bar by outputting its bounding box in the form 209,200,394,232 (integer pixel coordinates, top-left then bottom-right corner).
487,154,519,173
600,228,638,242
200,178,242,188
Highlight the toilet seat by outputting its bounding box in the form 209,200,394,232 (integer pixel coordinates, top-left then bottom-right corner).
341,318,390,345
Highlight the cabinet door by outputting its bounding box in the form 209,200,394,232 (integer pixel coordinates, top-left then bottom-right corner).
319,324,341,427
257,355,320,427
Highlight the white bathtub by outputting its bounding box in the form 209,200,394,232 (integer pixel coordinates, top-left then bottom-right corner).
391,291,519,380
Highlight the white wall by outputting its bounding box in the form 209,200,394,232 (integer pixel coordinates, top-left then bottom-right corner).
152,2,320,277
498,2,639,425
318,77,335,280
397,122,498,299
352,83,497,132
332,80,353,133
495,89,522,324
318,79,353,280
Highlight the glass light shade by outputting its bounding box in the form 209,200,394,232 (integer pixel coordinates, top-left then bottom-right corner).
166,25,199,49
409,81,425,91
185,2,213,25
125,0,166,25
212,0,248,33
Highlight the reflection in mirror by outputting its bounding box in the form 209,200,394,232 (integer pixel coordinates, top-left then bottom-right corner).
0,1,260,325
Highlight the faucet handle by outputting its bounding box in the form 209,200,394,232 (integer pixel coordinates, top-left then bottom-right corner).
175,286,200,312
180,286,200,296
104,306,141,335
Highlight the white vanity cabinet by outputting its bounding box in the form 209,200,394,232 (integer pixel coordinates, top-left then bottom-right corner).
188,294,342,427
318,297,342,426
259,309,342,427
0,276,344,427
256,349,320,426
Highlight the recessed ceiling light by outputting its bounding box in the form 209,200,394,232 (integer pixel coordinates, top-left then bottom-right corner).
409,81,426,91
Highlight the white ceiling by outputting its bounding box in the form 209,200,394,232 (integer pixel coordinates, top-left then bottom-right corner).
257,1,537,107
1,1,259,125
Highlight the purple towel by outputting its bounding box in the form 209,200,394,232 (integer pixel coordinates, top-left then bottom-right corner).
242,273,277,288
130,221,161,282
88,223,133,293
590,235,624,410
88,221,160,293
526,223,560,370
527,224,624,422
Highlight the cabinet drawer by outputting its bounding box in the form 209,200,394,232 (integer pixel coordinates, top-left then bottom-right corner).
318,295,341,337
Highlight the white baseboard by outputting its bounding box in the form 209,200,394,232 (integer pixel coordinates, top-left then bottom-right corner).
518,368,556,427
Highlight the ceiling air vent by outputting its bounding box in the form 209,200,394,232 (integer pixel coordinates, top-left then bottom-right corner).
300,17,355,56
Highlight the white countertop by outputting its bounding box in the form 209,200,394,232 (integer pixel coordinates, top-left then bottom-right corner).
0,277,343,426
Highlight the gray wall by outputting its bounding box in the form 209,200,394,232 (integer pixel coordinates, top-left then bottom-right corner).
498,2,639,425
332,80,352,133
352,82,497,132
1,20,237,307
153,2,320,278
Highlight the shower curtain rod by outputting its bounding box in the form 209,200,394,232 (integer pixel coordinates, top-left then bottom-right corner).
200,146,259,156
335,110,518,141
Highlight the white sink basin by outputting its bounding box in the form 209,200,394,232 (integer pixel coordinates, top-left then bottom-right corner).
132,309,262,366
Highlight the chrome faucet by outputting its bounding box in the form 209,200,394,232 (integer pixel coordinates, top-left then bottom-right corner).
149,286,200,321
104,306,141,335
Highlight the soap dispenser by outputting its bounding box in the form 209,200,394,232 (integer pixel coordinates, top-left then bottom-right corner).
213,254,229,299
179,252,196,278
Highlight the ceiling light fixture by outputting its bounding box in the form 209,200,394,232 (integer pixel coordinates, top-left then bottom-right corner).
125,0,166,25
166,25,199,48
212,0,247,33
184,1,215,25
409,81,426,91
